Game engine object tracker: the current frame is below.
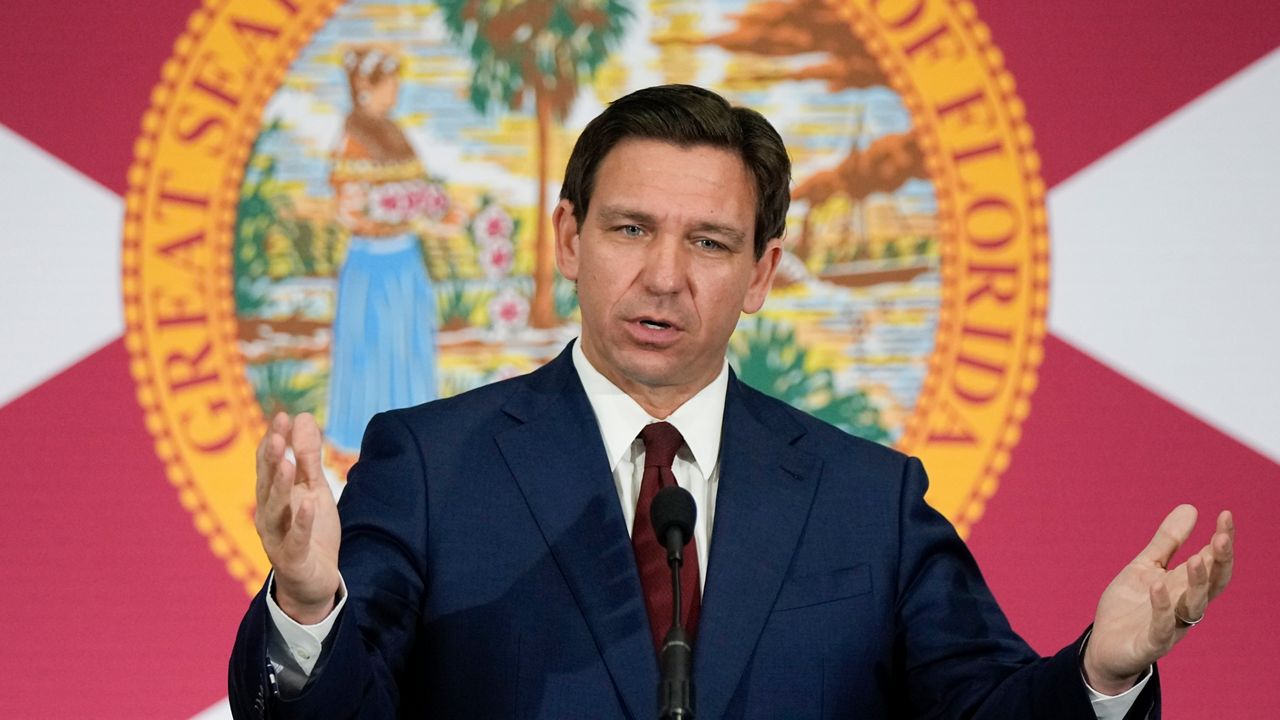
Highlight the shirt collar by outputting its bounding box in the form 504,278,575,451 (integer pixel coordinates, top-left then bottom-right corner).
572,340,726,476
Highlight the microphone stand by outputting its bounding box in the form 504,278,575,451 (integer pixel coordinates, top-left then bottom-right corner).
658,524,694,719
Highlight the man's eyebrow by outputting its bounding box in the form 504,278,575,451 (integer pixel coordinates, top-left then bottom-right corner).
596,205,659,226
689,221,746,247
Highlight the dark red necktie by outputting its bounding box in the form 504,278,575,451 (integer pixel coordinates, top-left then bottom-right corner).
632,421,701,655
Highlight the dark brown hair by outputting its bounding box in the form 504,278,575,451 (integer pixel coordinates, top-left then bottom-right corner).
559,85,791,259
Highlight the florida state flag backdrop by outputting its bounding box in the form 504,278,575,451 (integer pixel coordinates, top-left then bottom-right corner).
1,0,1277,716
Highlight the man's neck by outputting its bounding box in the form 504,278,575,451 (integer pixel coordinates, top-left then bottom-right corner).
615,378,711,420
576,339,721,419
572,340,728,480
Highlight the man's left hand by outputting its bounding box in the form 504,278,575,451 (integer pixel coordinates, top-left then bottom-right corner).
1083,505,1235,694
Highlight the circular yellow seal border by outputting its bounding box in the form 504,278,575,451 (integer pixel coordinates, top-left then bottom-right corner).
842,0,1049,536
122,0,339,594
122,0,1048,594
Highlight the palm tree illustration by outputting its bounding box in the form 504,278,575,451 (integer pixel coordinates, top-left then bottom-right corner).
438,0,632,328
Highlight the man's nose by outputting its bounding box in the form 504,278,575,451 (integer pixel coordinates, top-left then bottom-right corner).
638,234,687,294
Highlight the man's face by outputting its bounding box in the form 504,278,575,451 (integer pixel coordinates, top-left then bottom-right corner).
555,138,782,408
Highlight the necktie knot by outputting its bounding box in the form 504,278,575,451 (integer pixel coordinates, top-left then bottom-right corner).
639,421,684,470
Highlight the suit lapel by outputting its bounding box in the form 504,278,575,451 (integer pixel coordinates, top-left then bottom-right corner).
495,349,657,720
694,377,822,720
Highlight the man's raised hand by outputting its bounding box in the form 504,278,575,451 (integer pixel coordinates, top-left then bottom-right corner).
254,412,342,624
1083,505,1235,694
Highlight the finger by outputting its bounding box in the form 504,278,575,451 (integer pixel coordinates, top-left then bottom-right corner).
254,430,272,508
1148,580,1177,649
1207,511,1234,599
1197,511,1235,568
1217,509,1234,538
1136,504,1198,567
274,412,293,448
271,411,292,444
291,413,327,491
261,451,298,542
253,412,291,507
1175,554,1210,623
259,414,291,471
255,414,291,510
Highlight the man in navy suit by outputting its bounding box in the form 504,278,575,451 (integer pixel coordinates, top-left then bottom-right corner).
230,85,1235,718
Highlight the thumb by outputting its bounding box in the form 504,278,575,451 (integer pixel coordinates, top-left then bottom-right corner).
1135,505,1197,567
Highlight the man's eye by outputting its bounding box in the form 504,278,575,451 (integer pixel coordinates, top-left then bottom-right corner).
695,238,727,252
619,225,644,237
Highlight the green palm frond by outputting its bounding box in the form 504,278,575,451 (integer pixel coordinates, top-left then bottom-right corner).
730,317,890,444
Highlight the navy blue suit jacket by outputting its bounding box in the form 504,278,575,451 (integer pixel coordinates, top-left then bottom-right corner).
230,343,1157,718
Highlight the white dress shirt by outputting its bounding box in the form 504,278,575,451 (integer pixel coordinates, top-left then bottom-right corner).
571,340,725,590
265,340,1149,717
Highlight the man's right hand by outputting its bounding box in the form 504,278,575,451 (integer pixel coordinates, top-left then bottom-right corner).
254,412,342,625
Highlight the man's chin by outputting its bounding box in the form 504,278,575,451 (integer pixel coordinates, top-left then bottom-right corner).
583,337,716,396
615,355,719,395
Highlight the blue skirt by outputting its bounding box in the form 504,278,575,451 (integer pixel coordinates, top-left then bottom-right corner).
326,233,437,452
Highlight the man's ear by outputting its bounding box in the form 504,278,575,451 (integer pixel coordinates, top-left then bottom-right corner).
553,199,580,281
742,238,783,314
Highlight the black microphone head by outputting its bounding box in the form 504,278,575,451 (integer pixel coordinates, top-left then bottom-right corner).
651,485,696,547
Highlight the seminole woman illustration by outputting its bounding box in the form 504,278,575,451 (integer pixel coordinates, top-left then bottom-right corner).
326,46,439,472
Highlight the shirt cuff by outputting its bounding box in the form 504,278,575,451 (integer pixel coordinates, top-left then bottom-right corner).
1085,667,1151,720
1077,629,1152,720
264,571,347,676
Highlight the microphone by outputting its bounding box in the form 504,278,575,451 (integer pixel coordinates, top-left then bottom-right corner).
650,485,696,719
651,485,696,566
